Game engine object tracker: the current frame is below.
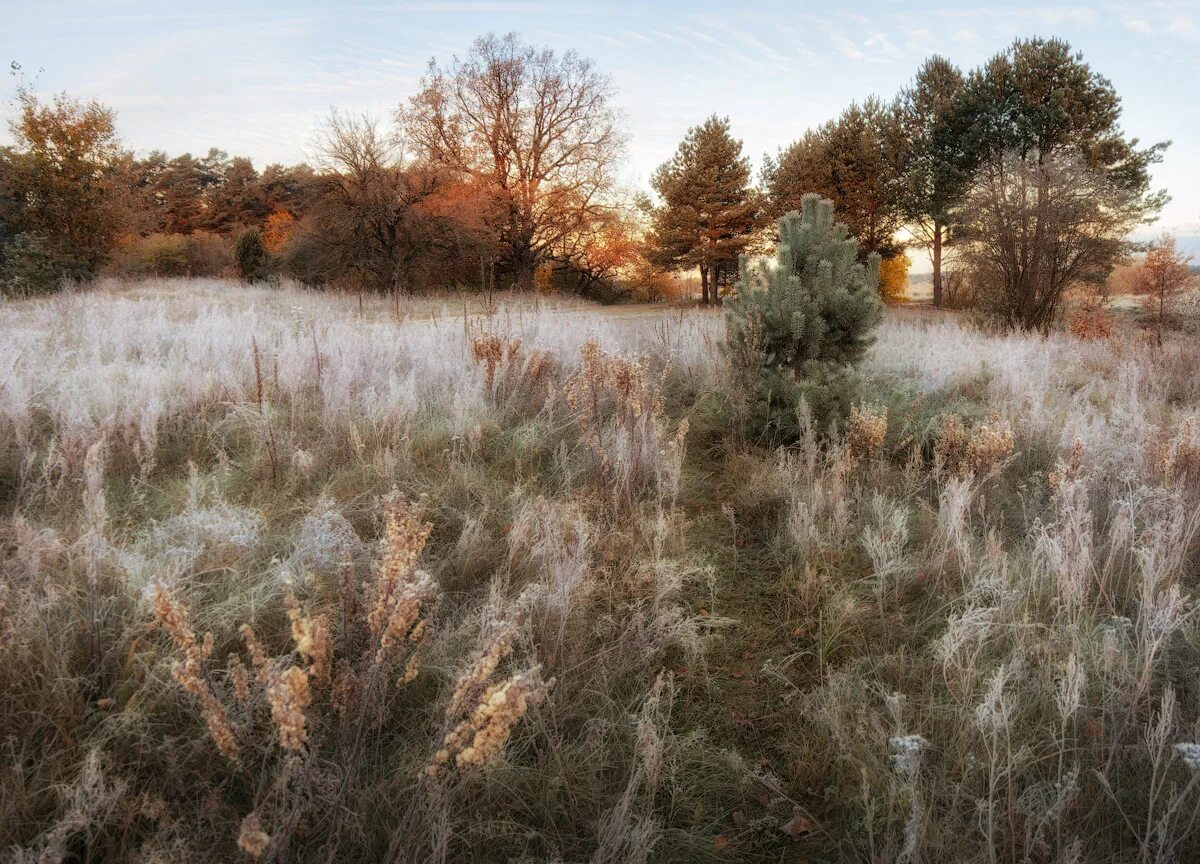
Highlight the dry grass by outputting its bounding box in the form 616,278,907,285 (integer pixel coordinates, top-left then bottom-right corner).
2,278,1200,861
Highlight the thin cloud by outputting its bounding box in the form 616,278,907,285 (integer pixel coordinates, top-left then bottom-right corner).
594,34,628,49
1169,17,1197,36
864,33,904,63
831,33,866,61
648,29,689,47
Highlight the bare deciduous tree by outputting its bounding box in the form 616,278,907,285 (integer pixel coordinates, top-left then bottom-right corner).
400,33,625,289
289,111,499,292
956,151,1148,331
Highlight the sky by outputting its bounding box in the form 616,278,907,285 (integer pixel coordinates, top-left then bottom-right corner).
3,0,1199,268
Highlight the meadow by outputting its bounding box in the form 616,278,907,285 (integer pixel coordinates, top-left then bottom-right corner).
3,278,1200,862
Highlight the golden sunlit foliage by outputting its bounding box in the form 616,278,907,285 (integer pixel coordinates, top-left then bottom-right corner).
879,253,911,303
261,209,296,255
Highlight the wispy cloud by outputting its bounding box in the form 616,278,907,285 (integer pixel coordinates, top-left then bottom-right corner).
594,34,628,49
864,33,904,63
648,29,689,47
1169,17,1197,36
830,32,865,61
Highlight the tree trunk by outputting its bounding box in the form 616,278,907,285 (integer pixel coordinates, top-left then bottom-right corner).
1157,291,1165,348
932,221,944,308
699,264,710,305
514,256,535,292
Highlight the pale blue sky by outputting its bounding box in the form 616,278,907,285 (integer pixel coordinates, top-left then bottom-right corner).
4,0,1198,251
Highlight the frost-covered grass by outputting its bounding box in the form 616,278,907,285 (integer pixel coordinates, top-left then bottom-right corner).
2,279,1200,862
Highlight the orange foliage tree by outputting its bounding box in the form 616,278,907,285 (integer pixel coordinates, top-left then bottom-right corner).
0,88,131,280
879,253,911,304
558,205,674,302
261,209,296,255
1138,234,1196,346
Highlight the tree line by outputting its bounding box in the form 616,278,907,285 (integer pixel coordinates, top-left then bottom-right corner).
646,37,1169,330
0,35,1174,329
0,38,657,302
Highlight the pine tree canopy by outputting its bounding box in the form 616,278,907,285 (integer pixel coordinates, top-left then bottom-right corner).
648,115,760,303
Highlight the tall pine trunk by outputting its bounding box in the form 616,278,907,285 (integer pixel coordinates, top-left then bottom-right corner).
932,221,944,308
699,263,710,305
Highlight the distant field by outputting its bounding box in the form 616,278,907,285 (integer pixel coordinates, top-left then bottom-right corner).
3,279,1200,861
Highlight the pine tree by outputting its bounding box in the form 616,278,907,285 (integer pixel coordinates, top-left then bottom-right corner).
724,194,882,441
649,116,760,305
900,56,974,308
962,38,1167,203
235,229,269,282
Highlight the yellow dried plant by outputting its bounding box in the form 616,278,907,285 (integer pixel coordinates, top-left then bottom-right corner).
847,403,888,462
152,584,239,764
237,811,270,858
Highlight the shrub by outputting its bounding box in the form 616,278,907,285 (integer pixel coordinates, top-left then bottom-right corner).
724,193,883,441
879,252,911,304
183,231,234,277
1066,306,1115,340
138,233,189,276
107,232,234,279
941,266,979,310
0,233,70,296
234,229,269,282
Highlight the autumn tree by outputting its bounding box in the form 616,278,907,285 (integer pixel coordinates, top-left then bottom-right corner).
285,111,499,291
648,116,760,305
557,205,641,300
0,88,131,285
879,253,911,304
261,209,296,255
764,98,907,260
1137,235,1195,346
401,33,624,290
900,56,974,307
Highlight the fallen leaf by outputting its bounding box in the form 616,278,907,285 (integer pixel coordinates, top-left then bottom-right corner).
732,810,747,828
713,835,728,850
780,812,814,839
